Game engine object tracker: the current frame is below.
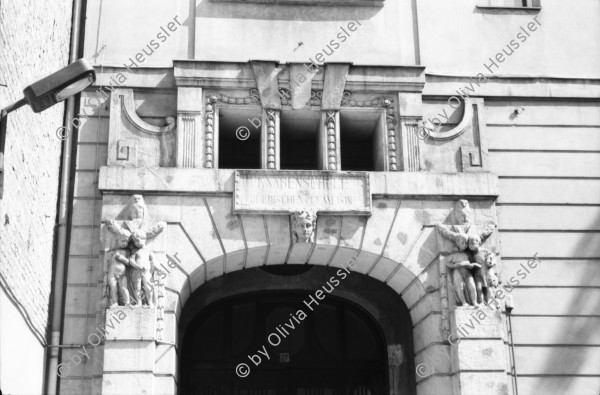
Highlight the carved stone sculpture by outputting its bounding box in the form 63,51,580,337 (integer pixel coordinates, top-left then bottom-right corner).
104,195,166,307
291,210,317,243
437,200,497,307
471,248,500,306
444,251,479,307
106,220,133,307
126,224,165,306
451,199,473,225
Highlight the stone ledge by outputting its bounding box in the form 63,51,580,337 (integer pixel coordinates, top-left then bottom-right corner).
210,0,384,5
99,167,499,198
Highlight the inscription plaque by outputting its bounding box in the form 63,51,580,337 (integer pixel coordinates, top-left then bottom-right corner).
234,170,371,215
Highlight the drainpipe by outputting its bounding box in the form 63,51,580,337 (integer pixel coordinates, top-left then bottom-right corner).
505,295,518,395
45,0,85,393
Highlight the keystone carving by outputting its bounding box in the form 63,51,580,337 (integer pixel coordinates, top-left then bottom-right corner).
291,210,317,244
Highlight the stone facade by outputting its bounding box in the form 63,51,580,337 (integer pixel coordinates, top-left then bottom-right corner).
54,1,600,395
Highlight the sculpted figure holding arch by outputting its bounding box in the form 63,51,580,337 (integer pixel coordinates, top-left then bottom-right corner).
438,200,497,307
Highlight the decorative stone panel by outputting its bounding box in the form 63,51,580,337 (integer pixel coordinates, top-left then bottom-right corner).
108,89,177,168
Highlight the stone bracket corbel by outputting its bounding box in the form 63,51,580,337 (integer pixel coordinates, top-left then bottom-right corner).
289,63,319,109
251,61,282,110
321,64,351,110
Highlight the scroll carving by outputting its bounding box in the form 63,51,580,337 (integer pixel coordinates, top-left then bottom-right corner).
424,99,473,141
310,90,323,106
108,89,176,168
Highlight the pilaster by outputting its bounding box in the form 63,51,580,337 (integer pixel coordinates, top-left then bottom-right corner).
176,87,203,168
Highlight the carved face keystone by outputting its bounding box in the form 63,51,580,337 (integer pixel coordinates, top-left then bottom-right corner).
291,210,317,243
295,218,314,243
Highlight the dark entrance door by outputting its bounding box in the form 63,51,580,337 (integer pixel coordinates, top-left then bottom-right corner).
180,292,387,394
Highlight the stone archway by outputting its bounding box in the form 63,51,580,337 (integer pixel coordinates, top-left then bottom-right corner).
177,265,415,394
98,194,500,395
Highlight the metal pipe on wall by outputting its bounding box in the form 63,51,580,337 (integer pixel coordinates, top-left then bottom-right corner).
44,0,84,393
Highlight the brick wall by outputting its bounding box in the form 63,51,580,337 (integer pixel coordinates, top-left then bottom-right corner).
0,0,73,344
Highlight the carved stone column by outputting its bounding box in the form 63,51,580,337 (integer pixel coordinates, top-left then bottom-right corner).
385,102,399,171
176,87,203,168
318,110,340,170
261,109,280,169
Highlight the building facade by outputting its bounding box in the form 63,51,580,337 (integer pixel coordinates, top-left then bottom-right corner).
1,0,599,395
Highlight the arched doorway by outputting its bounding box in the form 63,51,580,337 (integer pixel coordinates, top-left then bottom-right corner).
178,265,416,395
181,292,387,394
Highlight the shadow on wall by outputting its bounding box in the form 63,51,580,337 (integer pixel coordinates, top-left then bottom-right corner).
532,210,600,394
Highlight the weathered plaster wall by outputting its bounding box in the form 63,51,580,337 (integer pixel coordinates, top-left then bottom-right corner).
82,0,417,67
417,0,600,78
0,0,73,393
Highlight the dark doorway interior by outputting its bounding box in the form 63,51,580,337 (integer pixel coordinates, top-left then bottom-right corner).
180,292,387,395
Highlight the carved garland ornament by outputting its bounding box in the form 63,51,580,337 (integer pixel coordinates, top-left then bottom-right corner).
340,91,393,108
310,90,323,106
209,89,261,105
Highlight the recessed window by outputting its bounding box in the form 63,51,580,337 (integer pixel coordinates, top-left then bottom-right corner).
218,107,261,169
340,110,385,171
280,110,320,170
